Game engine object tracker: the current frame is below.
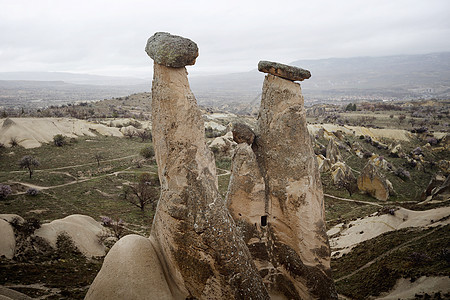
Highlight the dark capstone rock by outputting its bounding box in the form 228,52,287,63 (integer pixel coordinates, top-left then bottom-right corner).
145,32,198,67
232,123,255,145
258,61,311,81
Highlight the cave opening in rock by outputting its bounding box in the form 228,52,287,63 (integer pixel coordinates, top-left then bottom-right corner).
261,215,268,226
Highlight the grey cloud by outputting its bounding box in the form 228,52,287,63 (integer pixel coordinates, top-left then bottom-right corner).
0,0,449,77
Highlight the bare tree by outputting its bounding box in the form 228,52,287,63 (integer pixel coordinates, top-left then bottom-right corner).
94,153,103,167
19,155,40,179
123,128,135,139
122,173,159,212
136,129,152,142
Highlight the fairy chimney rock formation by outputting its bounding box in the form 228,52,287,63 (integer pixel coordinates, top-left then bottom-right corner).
258,60,311,81
87,32,269,300
145,32,199,67
227,61,337,299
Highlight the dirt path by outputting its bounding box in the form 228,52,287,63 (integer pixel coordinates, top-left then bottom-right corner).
324,193,383,207
4,154,139,174
217,168,231,176
334,227,439,283
12,169,158,192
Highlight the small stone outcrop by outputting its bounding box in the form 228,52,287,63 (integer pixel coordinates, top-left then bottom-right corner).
232,123,255,145
209,131,236,155
357,162,393,201
35,214,106,257
0,218,15,259
421,173,450,201
227,63,337,299
326,138,342,164
331,162,356,186
86,235,173,299
389,143,405,158
145,32,198,67
258,60,311,81
0,286,33,300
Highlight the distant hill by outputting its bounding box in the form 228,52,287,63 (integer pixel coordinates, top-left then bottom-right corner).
0,71,148,86
1,52,449,111
190,52,450,108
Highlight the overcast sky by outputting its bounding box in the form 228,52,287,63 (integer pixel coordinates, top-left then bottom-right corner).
1,0,449,78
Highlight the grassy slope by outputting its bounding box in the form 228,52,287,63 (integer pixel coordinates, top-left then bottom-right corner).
0,134,158,299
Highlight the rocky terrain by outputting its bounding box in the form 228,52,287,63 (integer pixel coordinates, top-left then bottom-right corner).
0,34,449,299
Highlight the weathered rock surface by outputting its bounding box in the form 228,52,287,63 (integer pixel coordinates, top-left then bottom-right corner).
0,219,15,259
209,131,236,155
318,155,332,172
35,214,105,257
331,162,356,186
389,143,404,158
227,73,336,299
87,35,269,299
232,123,255,145
258,60,311,81
145,32,198,67
150,63,268,299
326,138,342,164
357,162,392,201
85,235,173,300
421,173,449,201
0,287,33,300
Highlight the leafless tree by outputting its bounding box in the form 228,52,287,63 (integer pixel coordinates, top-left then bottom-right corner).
122,173,159,212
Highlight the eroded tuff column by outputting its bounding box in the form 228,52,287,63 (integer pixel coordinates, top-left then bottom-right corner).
148,32,269,299
227,61,337,299
86,32,269,300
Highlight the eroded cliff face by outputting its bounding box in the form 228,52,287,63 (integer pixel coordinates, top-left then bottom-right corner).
150,63,269,299
227,73,337,299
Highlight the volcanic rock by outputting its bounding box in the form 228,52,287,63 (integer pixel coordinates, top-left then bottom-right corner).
326,138,342,164
145,32,198,67
232,123,255,145
85,235,173,300
421,173,450,201
227,73,337,299
258,60,311,81
209,131,236,155
0,287,33,300
357,162,392,201
87,33,269,299
0,219,15,259
331,162,356,186
34,214,106,257
150,63,268,299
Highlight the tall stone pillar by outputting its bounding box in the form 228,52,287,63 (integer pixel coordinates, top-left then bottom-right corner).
227,61,337,299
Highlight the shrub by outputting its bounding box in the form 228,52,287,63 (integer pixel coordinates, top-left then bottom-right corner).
128,119,142,129
137,129,152,142
100,216,125,239
10,217,41,236
26,187,39,196
411,147,423,156
140,145,155,159
426,137,438,146
363,151,373,159
394,167,411,180
0,184,12,199
9,137,19,147
53,134,67,147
